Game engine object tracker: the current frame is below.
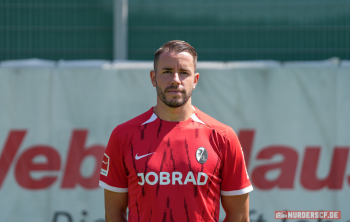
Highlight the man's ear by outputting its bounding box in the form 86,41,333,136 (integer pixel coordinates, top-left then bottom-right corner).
193,72,200,89
150,70,156,87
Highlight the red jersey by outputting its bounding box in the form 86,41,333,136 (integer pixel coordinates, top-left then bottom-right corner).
99,107,252,222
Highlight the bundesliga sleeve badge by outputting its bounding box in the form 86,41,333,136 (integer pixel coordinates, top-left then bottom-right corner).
196,147,208,164
101,153,110,176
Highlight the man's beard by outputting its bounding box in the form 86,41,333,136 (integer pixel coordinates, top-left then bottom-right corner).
156,84,193,108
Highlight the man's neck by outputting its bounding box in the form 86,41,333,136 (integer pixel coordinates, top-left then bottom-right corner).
153,100,195,122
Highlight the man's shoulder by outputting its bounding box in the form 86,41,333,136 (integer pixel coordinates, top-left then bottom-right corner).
195,108,235,136
115,107,154,132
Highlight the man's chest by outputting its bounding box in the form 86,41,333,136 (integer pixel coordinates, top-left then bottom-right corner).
124,127,223,186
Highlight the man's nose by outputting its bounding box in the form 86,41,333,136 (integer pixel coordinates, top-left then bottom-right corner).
170,72,181,84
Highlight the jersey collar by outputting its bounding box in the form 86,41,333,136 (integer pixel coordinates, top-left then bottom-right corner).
141,107,205,126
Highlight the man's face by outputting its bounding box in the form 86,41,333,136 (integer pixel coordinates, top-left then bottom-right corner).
151,51,199,108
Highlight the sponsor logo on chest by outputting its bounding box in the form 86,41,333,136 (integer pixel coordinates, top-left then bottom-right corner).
136,147,209,186
137,171,208,186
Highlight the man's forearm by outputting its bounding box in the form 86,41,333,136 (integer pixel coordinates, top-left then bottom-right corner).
104,190,128,222
105,212,127,222
223,214,250,222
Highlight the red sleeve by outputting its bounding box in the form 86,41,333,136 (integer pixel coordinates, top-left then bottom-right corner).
99,126,128,192
220,128,253,196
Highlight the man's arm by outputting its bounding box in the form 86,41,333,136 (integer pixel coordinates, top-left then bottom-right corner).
104,189,128,222
221,193,250,222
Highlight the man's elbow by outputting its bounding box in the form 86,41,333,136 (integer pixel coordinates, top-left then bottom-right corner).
223,213,250,222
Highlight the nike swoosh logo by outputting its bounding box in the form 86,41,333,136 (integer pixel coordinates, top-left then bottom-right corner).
135,152,154,160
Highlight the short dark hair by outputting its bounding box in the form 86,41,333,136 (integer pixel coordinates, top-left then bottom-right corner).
154,40,198,72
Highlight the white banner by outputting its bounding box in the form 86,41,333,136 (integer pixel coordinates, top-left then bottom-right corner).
0,60,349,222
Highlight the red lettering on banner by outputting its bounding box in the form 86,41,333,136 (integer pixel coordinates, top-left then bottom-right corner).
238,130,255,169
301,146,349,190
0,130,26,188
1,129,349,190
61,130,105,189
15,146,61,189
251,146,298,189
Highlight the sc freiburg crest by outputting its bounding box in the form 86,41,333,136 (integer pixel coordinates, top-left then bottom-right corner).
196,147,208,164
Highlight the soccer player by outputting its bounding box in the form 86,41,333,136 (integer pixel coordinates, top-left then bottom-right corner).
99,40,253,222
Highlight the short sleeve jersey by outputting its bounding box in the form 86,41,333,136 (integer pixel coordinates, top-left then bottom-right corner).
99,107,253,222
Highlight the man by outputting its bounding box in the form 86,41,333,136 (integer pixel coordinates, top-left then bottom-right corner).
99,40,253,222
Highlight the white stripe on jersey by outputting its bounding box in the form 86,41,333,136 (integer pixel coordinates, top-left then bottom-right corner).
221,185,253,196
141,110,206,126
99,181,128,193
141,113,157,125
190,113,206,125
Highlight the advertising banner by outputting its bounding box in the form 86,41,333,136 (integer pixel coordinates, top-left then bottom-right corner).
0,61,349,221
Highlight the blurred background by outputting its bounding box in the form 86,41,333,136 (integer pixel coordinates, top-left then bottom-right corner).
1,0,350,61
0,0,350,222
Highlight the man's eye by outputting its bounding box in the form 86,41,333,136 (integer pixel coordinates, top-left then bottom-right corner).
181,72,189,75
163,70,171,73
